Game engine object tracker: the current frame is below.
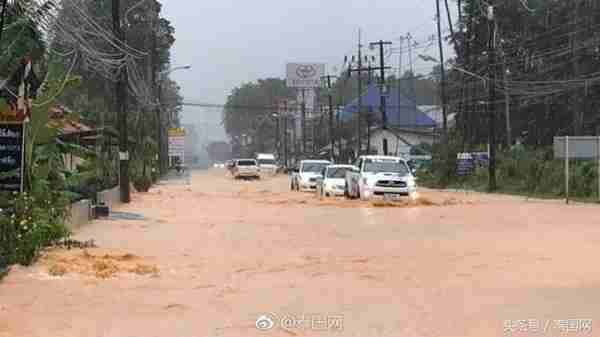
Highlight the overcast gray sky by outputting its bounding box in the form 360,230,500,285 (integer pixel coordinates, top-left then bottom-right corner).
162,0,455,104
161,0,455,136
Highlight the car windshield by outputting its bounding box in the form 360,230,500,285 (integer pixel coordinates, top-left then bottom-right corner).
258,159,276,165
363,159,409,175
237,160,256,166
327,167,356,178
301,163,328,173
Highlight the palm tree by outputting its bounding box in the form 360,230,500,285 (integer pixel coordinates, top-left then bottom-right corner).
0,0,56,77
0,0,56,42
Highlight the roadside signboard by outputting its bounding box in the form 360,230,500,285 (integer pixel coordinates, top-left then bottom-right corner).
457,153,475,176
286,63,325,88
456,152,489,176
168,128,186,158
553,136,600,204
0,123,25,192
553,136,600,159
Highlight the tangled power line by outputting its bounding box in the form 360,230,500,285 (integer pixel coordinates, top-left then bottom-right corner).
7,0,157,108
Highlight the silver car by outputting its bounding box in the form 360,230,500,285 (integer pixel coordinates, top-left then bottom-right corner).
316,165,359,197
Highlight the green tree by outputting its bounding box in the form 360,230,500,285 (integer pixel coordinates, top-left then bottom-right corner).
223,78,294,155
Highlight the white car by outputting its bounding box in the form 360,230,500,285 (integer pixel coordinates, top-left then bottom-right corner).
345,155,417,200
290,160,331,191
316,165,359,197
256,153,278,175
232,159,260,179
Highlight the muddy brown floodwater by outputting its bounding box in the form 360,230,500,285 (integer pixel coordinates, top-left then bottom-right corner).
2,169,600,337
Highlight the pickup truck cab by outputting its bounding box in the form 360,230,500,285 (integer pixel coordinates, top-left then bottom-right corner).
290,159,331,191
232,159,260,179
345,155,416,200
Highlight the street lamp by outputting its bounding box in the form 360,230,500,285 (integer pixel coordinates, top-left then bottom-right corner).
161,65,192,76
157,64,191,175
160,65,191,126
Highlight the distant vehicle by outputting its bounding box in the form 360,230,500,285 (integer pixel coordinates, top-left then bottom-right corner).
345,155,416,200
232,159,260,179
256,153,278,175
213,162,225,168
316,164,359,197
175,163,187,176
290,159,331,191
225,160,235,173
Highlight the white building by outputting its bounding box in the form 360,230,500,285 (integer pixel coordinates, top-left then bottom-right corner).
368,127,435,157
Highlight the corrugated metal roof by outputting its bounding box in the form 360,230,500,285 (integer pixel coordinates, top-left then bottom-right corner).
340,84,437,128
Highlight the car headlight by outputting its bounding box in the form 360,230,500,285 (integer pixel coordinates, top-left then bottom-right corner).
407,178,416,187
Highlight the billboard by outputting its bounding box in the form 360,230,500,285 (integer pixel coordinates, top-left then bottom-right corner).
168,128,186,157
286,63,325,88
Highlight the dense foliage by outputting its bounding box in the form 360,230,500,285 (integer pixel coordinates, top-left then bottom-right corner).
0,0,180,274
449,0,600,149
223,78,295,156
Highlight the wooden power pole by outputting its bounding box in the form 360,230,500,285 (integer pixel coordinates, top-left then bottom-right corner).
487,4,497,191
112,0,130,203
322,74,337,161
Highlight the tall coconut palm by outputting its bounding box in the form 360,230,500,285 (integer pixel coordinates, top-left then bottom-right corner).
0,0,56,42
0,0,55,77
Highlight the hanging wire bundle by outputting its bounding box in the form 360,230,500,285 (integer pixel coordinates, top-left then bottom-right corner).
8,0,156,107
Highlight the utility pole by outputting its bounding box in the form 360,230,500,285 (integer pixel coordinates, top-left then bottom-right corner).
364,60,376,155
504,61,511,147
347,28,366,158
435,0,448,137
398,36,404,125
322,74,337,161
366,57,376,84
283,100,288,167
112,0,130,203
274,110,280,159
487,4,497,191
406,33,418,114
301,89,306,155
435,0,450,180
310,113,322,154
150,4,165,176
370,40,393,127
292,104,297,162
369,40,393,154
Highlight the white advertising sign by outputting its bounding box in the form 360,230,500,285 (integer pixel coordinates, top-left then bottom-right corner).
168,128,186,157
286,63,325,88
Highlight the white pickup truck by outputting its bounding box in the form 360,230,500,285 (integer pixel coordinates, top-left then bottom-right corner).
345,155,417,200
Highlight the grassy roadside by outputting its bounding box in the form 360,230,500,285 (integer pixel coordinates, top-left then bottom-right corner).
418,147,600,205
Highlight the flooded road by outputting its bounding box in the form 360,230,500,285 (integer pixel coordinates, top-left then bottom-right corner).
2,169,600,337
